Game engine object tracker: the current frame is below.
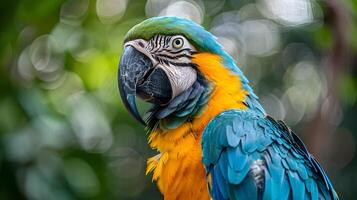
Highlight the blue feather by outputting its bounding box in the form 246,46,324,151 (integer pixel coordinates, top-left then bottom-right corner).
288,171,306,200
201,110,338,200
227,146,248,171
233,176,258,200
227,163,250,184
226,125,240,147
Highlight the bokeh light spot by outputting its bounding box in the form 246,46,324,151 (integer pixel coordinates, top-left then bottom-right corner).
159,0,204,24
96,0,128,24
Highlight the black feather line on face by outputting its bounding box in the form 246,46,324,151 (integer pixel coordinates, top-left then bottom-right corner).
158,36,163,49
164,36,171,48
148,39,154,51
163,48,193,54
156,53,193,60
166,61,197,68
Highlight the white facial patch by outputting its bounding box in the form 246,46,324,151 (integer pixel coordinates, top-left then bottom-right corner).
157,63,197,99
125,35,198,102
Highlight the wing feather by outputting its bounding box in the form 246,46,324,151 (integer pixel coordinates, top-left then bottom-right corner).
201,110,338,200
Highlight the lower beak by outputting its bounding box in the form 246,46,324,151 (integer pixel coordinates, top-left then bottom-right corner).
118,46,172,126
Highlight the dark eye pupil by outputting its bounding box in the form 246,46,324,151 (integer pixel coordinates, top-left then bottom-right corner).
175,40,181,45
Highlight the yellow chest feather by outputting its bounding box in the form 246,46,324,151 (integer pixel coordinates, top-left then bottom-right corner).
147,124,210,200
146,53,248,200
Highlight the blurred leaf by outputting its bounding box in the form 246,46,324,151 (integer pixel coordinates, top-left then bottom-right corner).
339,74,357,105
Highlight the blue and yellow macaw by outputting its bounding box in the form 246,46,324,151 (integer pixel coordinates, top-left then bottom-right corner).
117,17,338,200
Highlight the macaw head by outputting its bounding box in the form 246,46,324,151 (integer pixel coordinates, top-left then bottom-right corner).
118,16,264,130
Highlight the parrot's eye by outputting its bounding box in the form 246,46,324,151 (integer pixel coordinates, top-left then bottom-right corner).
172,38,184,49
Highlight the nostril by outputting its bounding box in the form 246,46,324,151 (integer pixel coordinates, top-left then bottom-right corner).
138,41,145,48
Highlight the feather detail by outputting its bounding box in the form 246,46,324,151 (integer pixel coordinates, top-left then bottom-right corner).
202,110,339,200
146,154,161,175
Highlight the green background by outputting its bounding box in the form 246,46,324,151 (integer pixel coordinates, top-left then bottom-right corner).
0,0,356,199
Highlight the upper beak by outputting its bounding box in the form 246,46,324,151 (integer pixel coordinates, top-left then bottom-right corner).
118,46,149,125
118,45,172,126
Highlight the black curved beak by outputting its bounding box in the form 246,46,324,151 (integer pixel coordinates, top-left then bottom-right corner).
118,46,172,126
118,46,149,125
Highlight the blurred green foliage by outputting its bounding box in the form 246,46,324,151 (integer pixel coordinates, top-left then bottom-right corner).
0,0,356,199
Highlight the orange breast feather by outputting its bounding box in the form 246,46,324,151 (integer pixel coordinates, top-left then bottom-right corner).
146,53,248,200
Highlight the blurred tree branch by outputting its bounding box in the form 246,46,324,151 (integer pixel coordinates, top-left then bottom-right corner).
305,0,352,168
